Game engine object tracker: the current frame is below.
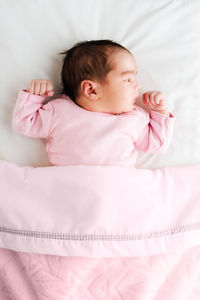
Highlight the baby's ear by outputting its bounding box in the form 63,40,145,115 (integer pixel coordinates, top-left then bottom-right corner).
80,80,98,99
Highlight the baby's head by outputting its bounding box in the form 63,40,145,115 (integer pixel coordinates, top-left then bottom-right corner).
60,40,141,115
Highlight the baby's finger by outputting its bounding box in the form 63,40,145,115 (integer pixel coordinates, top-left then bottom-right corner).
149,91,158,106
142,93,150,106
47,90,54,97
158,99,168,110
28,80,36,94
34,80,42,95
47,81,53,92
154,92,162,105
40,81,48,96
143,92,154,107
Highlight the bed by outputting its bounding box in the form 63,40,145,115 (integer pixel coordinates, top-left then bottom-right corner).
0,0,200,299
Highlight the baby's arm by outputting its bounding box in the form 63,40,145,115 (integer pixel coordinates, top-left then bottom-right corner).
12,79,55,138
134,91,175,153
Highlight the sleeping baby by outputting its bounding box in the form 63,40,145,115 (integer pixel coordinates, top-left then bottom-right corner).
12,39,175,167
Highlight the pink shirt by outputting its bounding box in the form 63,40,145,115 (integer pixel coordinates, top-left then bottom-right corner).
12,90,175,167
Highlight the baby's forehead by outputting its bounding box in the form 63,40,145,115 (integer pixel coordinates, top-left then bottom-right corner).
112,64,138,77
111,51,137,73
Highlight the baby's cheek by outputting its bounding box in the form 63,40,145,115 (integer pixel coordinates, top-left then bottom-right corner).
112,87,122,98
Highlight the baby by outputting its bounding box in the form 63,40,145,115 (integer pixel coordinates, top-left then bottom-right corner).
12,39,175,167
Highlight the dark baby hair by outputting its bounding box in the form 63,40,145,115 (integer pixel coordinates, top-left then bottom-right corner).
59,39,130,102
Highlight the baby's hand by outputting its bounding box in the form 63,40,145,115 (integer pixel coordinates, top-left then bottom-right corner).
27,79,54,97
142,90,169,115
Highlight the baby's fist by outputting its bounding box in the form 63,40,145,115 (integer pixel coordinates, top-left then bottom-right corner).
28,79,54,97
142,90,168,113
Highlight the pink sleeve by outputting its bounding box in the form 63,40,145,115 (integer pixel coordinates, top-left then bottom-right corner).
12,90,54,138
134,109,175,154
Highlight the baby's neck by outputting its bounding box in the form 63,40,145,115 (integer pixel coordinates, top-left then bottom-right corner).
75,96,113,114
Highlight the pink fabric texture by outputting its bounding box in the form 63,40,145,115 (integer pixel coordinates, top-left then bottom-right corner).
2,91,199,298
1,160,200,257
12,90,175,167
0,246,200,299
0,161,200,299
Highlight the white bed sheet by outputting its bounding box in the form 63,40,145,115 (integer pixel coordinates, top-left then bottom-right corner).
0,0,200,169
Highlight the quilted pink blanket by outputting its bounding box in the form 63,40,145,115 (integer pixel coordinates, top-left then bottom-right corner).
0,160,200,299
0,246,200,299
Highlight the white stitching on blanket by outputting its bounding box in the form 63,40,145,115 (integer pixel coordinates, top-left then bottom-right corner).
0,224,199,241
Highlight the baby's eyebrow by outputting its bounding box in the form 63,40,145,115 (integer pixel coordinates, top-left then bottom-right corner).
120,70,138,76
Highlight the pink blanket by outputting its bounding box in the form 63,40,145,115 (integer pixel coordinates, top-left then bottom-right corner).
1,160,200,298
0,246,200,299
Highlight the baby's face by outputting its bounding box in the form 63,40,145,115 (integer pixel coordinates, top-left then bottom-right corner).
101,50,141,114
